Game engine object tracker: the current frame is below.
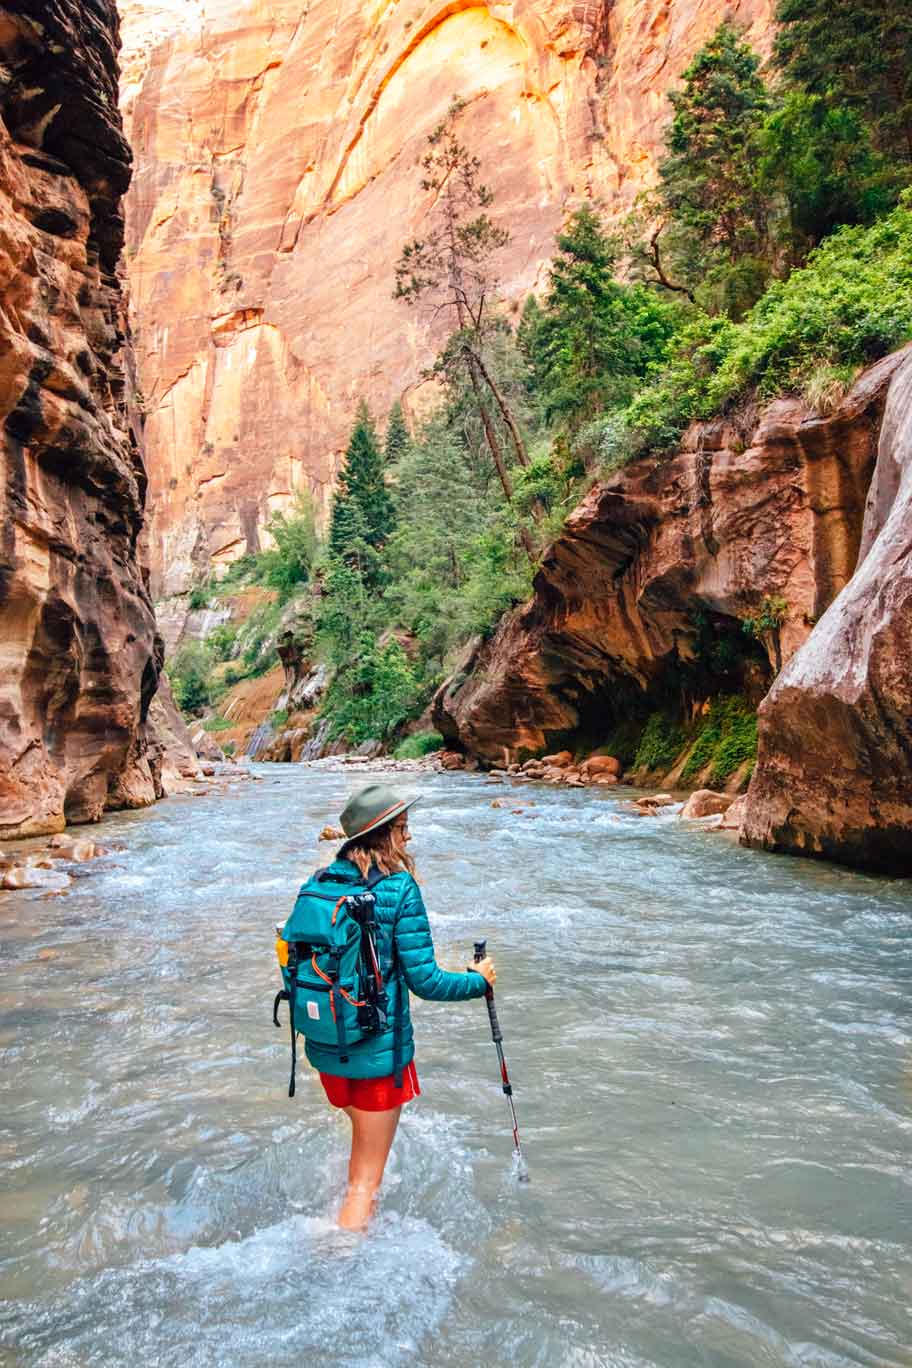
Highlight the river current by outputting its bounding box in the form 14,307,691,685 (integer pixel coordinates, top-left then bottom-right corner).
1,764,911,1367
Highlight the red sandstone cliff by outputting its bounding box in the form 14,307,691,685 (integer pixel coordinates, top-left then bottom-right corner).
0,1,165,837
742,350,912,875
118,0,775,602
433,353,904,770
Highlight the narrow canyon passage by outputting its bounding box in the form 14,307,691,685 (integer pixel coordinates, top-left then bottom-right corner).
1,769,910,1367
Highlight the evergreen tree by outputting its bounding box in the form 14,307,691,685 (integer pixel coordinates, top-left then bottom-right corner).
774,0,912,168
383,401,410,468
395,97,537,553
328,402,395,574
657,23,772,316
759,93,897,260
522,207,680,431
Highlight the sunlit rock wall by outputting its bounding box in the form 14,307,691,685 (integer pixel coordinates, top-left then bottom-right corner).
0,0,161,838
118,0,774,598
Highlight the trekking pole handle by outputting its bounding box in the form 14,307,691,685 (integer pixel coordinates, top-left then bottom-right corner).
474,940,503,1042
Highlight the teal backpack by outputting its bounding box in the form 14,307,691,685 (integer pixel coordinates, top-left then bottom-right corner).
273,866,401,1096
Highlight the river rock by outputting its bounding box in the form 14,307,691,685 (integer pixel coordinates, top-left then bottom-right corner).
593,774,619,786
681,790,735,820
582,755,621,779
541,751,573,768
439,752,466,771
719,796,748,832
635,793,675,813
48,839,97,863
2,866,71,892
743,348,912,875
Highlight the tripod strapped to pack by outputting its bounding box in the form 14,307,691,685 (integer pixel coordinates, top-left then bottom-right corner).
273,866,404,1097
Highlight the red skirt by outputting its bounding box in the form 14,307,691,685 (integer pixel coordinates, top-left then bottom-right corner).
319,1061,421,1112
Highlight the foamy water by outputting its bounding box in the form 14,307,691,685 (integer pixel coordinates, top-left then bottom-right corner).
1,766,911,1366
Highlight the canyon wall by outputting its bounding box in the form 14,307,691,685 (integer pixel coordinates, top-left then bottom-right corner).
742,350,912,876
0,0,162,838
118,0,775,601
433,352,904,768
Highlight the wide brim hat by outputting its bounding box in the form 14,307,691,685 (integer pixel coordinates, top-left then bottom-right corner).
338,783,420,844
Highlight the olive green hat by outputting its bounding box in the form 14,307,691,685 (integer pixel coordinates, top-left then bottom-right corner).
339,783,420,843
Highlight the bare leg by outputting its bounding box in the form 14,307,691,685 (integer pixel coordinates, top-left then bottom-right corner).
337,1105,402,1231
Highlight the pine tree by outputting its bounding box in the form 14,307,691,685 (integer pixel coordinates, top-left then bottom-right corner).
383,401,410,468
522,207,679,431
329,402,395,561
657,23,772,316
774,0,912,168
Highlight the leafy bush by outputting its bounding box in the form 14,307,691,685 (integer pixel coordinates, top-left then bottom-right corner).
270,709,289,728
322,639,424,745
394,730,444,759
202,715,233,732
625,199,912,456
680,696,758,785
259,494,317,599
167,642,212,714
188,584,211,612
633,712,687,772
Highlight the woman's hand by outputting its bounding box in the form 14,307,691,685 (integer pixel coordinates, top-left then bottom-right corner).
473,955,496,987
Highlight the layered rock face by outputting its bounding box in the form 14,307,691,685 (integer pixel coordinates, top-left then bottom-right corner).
0,0,161,837
434,353,903,768
119,0,774,600
743,350,912,875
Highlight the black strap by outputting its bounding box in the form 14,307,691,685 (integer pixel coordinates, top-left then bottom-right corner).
273,989,289,1027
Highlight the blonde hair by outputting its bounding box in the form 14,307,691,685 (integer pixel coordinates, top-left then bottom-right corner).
342,815,416,880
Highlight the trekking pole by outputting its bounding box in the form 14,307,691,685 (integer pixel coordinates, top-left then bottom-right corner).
474,940,530,1183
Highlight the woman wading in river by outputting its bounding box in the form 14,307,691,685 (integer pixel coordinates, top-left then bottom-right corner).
289,784,495,1230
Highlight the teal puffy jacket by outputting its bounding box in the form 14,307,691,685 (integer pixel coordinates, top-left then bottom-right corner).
303,857,488,1079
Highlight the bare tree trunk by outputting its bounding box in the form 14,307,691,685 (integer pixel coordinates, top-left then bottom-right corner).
469,346,529,469
464,354,536,560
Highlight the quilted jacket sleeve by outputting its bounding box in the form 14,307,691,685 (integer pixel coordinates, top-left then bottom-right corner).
394,876,488,1002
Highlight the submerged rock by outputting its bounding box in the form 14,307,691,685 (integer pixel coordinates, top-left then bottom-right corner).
681,790,735,820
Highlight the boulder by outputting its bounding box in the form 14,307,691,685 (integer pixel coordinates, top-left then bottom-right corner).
50,839,97,863
680,790,735,820
439,751,466,771
635,793,675,812
2,866,71,892
581,755,622,779
541,751,573,768
593,774,619,786
719,795,748,832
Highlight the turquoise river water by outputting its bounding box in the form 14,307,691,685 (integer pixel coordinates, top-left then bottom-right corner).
1,763,911,1367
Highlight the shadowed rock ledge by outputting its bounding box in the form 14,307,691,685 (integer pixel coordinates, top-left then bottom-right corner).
434,349,912,873
0,0,164,837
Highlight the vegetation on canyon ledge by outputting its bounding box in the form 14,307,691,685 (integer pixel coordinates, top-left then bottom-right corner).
171,1,912,762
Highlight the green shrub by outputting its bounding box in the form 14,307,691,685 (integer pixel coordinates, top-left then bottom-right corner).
166,641,212,714
188,584,211,612
202,715,233,732
680,695,758,785
270,709,289,728
633,712,687,772
208,623,238,662
394,730,444,759
624,198,912,456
